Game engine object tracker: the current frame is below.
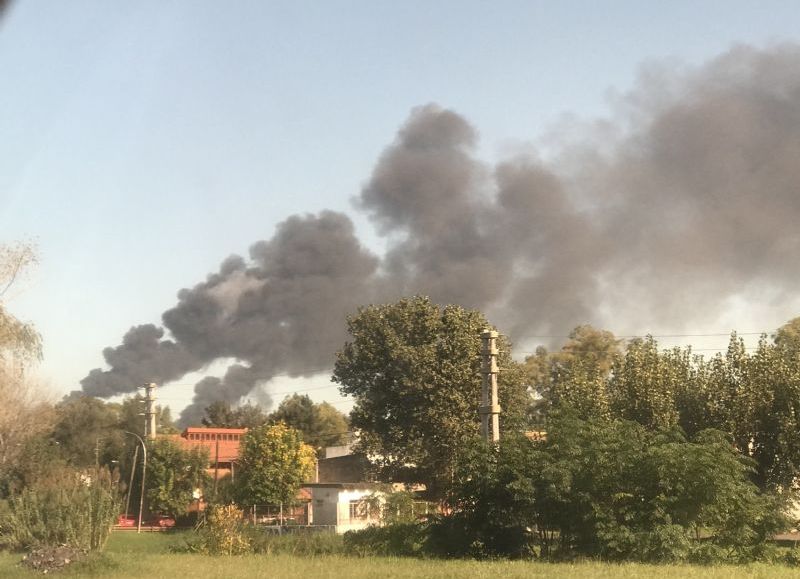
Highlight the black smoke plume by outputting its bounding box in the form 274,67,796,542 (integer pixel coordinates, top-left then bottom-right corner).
82,45,800,425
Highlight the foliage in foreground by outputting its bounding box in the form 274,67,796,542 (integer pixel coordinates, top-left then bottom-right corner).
11,539,800,579
342,412,792,564
433,412,790,563
1,467,118,551
191,504,251,555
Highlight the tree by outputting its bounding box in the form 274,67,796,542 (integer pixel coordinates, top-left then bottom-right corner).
146,438,210,517
0,365,54,492
439,413,788,562
332,296,529,499
235,422,315,506
0,242,51,493
52,395,124,468
268,394,349,452
118,394,177,437
525,325,621,422
607,336,691,430
0,242,40,363
201,400,268,429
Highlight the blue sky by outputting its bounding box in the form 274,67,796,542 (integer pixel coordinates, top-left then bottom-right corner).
2,1,799,412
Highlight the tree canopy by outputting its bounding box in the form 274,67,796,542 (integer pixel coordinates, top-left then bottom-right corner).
530,319,800,489
0,242,40,363
145,437,210,517
438,413,787,562
201,400,268,429
268,393,349,452
333,296,529,499
235,422,315,506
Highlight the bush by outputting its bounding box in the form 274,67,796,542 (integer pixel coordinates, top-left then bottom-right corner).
439,415,791,563
343,523,428,557
426,514,531,559
193,504,251,555
1,467,118,551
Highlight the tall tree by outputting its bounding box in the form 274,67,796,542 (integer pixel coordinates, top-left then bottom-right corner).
268,394,349,452
201,401,268,429
52,395,124,468
146,437,210,517
0,242,40,363
332,296,529,499
119,394,177,437
607,337,690,430
525,325,621,421
235,422,315,506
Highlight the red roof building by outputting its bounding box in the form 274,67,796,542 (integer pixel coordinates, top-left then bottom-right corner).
180,427,247,464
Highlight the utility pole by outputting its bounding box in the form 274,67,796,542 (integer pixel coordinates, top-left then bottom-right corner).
479,329,501,443
125,432,147,533
142,383,157,440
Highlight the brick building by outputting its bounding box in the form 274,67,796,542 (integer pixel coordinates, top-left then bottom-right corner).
178,427,247,479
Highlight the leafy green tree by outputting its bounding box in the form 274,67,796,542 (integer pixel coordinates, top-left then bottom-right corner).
774,316,800,352
439,412,788,562
201,400,268,429
740,335,800,488
52,395,124,468
607,337,691,430
235,422,315,506
333,296,529,500
145,437,210,517
525,325,621,422
268,394,349,453
118,394,177,437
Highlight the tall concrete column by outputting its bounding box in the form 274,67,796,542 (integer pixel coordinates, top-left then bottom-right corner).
479,330,501,443
143,382,157,440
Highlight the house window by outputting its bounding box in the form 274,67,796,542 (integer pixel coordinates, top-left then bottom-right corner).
349,500,367,521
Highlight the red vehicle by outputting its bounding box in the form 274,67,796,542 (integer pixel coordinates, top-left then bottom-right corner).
151,515,176,528
116,515,136,527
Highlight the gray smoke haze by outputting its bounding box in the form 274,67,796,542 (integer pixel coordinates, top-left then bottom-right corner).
82,44,800,425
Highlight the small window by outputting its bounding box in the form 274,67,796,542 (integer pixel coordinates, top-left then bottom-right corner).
349,500,367,521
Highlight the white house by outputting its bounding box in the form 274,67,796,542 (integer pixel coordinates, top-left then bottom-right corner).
305,482,383,534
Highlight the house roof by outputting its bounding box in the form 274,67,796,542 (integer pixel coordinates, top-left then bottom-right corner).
183,427,247,434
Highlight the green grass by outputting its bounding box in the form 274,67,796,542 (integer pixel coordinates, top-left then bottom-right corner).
2,531,800,578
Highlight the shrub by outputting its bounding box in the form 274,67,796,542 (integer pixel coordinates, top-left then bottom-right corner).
194,504,251,555
439,414,791,563
343,523,428,557
1,467,118,551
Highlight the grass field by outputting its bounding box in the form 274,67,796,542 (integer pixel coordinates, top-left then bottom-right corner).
1,531,800,578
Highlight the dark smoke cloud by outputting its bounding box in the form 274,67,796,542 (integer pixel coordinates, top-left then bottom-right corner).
82,44,800,424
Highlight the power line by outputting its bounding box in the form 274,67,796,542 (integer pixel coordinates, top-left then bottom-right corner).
517,331,772,339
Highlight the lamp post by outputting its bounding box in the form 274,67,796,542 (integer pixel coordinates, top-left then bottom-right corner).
125,431,147,533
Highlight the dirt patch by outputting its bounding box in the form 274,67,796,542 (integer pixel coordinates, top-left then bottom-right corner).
21,546,88,573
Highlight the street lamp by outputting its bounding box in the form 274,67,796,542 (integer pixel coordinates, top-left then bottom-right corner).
124,431,147,533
